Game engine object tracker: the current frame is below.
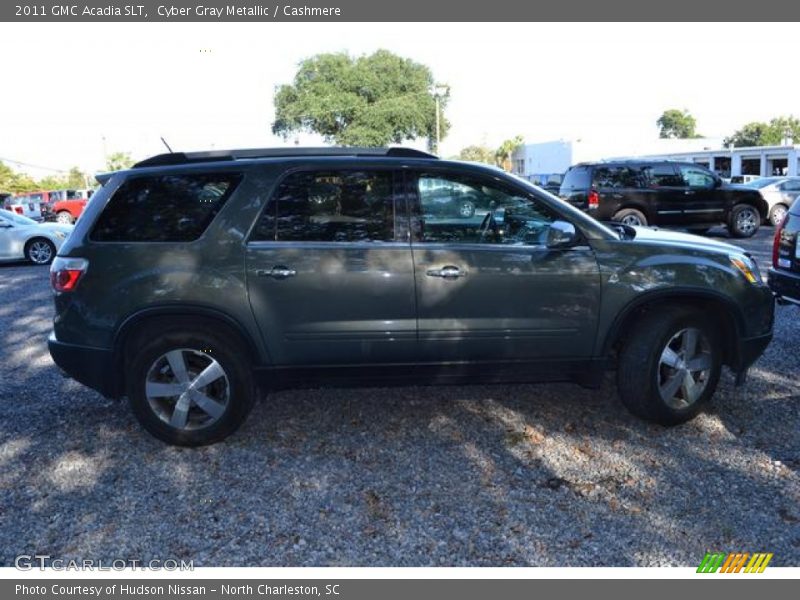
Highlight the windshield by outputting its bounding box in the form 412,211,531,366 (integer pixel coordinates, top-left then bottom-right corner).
1,211,38,226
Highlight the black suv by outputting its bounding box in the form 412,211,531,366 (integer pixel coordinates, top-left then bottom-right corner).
559,160,768,237
48,148,774,446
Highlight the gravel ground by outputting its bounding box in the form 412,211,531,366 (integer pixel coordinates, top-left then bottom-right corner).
0,226,798,567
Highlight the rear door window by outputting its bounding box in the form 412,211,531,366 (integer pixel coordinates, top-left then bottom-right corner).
91,173,241,242
591,166,644,189
251,170,397,243
644,164,684,187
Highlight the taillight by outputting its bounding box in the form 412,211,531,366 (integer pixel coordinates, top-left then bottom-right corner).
772,216,787,269
587,190,599,209
14,207,23,215
50,257,88,292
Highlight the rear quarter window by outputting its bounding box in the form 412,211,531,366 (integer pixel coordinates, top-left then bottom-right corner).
91,173,242,242
560,167,591,191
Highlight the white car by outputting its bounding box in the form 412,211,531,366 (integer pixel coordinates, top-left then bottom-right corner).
0,210,73,265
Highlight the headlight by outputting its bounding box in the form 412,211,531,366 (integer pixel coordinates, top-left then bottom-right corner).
729,254,761,284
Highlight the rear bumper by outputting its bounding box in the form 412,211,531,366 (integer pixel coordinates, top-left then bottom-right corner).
768,267,800,305
48,333,120,398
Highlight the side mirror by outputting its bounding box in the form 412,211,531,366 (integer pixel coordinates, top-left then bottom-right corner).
546,220,578,249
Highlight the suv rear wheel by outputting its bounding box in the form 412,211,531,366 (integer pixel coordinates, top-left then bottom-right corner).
126,329,255,446
769,204,788,227
729,204,760,238
617,307,722,425
613,208,647,227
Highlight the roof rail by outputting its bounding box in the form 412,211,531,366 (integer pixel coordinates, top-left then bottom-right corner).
132,146,437,169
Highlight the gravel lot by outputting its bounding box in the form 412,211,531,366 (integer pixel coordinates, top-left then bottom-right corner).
1,226,798,567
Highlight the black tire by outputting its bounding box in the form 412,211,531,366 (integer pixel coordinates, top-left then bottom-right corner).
24,238,56,265
125,327,255,446
728,204,760,238
769,204,788,227
617,307,722,426
612,208,648,227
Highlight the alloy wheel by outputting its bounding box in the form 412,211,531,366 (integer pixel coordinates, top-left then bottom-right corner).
145,348,230,430
56,212,73,224
621,214,643,227
28,241,53,264
657,327,712,410
771,205,787,227
736,208,758,235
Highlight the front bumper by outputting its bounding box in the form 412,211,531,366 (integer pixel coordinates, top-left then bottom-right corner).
48,333,120,398
768,267,800,305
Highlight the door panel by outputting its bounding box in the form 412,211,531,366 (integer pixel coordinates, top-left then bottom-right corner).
245,169,417,365
644,164,687,225
679,165,724,225
410,171,601,362
413,244,601,361
246,242,416,365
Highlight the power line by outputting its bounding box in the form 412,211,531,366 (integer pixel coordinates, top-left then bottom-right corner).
0,156,70,173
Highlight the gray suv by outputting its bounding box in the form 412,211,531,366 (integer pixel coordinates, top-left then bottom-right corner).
48,148,774,446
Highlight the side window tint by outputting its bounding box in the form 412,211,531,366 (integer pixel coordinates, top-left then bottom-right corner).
592,166,643,189
416,173,555,246
779,180,800,192
680,166,716,188
644,164,684,187
252,170,396,243
91,173,241,242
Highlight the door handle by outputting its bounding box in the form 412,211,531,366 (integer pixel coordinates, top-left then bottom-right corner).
684,190,695,195
426,265,466,279
256,266,297,279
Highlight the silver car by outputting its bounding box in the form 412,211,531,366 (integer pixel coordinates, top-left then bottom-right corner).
0,210,73,265
746,176,800,226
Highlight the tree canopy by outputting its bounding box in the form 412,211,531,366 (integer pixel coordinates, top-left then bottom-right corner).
272,50,448,149
105,152,135,172
657,109,699,139
724,116,800,147
456,145,495,165
495,136,525,172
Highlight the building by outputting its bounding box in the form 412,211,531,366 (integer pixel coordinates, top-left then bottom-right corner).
512,138,799,184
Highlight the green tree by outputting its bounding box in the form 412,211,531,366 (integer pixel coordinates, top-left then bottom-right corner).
724,116,800,147
456,145,495,165
38,174,68,190
0,162,38,194
272,50,448,149
495,136,525,172
105,152,135,172
657,109,699,139
66,167,88,188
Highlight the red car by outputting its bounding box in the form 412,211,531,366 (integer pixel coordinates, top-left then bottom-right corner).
42,189,95,224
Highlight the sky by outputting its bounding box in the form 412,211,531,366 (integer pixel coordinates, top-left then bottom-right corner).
1,22,798,177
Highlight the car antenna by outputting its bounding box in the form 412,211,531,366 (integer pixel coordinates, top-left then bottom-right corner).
160,137,174,153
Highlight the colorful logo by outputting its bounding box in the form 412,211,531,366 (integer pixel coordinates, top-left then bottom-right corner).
697,552,773,573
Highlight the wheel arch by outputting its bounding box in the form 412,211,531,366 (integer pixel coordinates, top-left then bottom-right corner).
110,305,264,397
602,289,745,368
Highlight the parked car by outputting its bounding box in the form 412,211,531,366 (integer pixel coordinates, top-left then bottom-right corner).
48,147,774,446
42,189,95,224
0,210,73,264
559,160,768,237
5,191,46,221
768,196,800,306
743,176,800,226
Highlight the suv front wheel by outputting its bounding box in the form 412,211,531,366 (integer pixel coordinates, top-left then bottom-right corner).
617,307,722,425
126,329,255,446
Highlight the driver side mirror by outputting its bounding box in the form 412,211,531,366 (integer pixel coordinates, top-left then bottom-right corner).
546,220,578,249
